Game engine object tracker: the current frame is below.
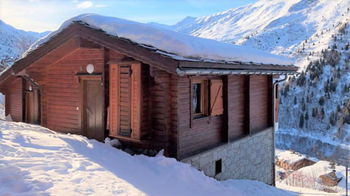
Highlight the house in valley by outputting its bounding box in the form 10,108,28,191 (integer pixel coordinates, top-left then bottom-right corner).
0,14,297,184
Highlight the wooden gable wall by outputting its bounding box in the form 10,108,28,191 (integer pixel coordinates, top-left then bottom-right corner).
34,48,105,133
4,77,24,122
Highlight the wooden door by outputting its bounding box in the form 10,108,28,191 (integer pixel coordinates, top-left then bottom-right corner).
25,89,40,124
82,79,104,141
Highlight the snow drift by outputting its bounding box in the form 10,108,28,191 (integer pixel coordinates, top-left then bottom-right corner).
0,121,293,196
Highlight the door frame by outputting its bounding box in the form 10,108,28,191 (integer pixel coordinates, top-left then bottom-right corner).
79,75,105,139
22,77,41,125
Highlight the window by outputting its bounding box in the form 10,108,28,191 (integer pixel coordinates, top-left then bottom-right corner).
215,159,222,175
192,79,209,118
192,83,201,113
191,78,223,118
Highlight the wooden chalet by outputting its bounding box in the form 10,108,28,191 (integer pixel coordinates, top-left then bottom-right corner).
0,20,297,160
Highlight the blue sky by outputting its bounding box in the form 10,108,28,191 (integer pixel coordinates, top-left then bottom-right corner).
0,0,256,32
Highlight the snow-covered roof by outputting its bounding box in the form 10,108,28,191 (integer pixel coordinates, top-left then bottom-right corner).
27,14,293,66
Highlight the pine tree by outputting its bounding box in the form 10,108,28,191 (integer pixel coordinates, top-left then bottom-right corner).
299,114,304,128
319,96,325,106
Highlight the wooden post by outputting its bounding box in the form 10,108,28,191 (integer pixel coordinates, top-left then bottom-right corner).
346,164,348,196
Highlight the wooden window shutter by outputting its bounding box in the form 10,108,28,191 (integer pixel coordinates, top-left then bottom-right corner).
210,79,223,116
131,63,142,140
109,64,119,137
118,65,132,137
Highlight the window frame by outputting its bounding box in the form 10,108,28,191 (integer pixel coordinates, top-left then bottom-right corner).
191,78,209,118
190,76,224,120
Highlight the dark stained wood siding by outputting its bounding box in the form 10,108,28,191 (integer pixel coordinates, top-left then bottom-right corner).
141,64,151,139
169,74,178,157
227,75,249,140
177,76,223,159
249,75,273,133
43,48,104,134
150,68,171,148
4,77,23,122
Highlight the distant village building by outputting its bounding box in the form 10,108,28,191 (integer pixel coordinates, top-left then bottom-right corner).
0,14,297,185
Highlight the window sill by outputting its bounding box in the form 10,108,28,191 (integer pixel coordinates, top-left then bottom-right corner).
193,115,209,120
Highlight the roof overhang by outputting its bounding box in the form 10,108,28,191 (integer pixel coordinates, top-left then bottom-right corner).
177,60,298,76
176,68,296,76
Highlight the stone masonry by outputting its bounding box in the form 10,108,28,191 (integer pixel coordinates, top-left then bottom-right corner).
181,128,275,184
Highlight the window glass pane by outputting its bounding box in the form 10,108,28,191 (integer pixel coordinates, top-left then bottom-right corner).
192,83,201,113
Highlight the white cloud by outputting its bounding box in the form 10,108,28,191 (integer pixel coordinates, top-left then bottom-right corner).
77,1,93,9
95,4,107,8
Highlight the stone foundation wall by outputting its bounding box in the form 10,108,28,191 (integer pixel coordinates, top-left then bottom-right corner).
181,128,274,184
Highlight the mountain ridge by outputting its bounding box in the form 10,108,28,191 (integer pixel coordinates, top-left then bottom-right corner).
0,19,49,67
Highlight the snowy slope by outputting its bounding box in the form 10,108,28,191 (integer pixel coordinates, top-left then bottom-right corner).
0,121,294,196
0,20,48,67
170,0,350,58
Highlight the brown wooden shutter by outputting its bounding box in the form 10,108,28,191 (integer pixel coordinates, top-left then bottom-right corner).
131,63,141,140
210,79,223,116
109,64,119,137
109,63,142,140
118,65,132,137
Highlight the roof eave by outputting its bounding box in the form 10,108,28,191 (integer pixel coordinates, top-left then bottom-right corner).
176,67,297,76
178,60,298,72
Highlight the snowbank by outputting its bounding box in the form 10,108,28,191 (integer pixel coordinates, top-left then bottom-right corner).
0,121,294,196
25,14,293,66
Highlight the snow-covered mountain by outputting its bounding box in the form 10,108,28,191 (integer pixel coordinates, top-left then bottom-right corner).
170,0,348,56
0,20,49,67
164,0,350,164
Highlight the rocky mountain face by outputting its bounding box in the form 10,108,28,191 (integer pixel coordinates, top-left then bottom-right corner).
163,0,350,164
0,20,48,69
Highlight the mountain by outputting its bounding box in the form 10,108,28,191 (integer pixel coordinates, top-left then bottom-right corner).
165,0,350,164
0,20,49,68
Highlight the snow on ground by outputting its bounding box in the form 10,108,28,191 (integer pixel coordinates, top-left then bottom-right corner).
275,149,349,195
25,14,293,66
276,149,317,165
0,120,294,196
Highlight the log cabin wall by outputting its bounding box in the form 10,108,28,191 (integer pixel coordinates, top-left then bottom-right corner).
177,74,273,159
227,75,249,141
169,74,178,157
4,77,24,122
249,75,273,134
140,64,151,139
41,48,104,134
177,76,224,160
149,67,173,150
